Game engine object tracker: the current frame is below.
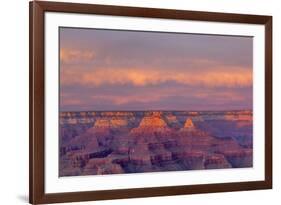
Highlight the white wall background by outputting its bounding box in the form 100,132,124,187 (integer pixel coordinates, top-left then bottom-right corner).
0,0,279,204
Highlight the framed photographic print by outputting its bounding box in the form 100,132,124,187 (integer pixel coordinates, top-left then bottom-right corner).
29,1,272,204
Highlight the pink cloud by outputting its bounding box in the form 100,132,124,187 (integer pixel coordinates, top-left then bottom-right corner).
60,48,95,63
60,66,252,88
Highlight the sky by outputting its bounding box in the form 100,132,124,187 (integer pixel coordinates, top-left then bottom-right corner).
59,27,253,112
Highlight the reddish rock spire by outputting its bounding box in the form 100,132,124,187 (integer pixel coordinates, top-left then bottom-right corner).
183,118,195,129
138,115,167,128
130,112,171,136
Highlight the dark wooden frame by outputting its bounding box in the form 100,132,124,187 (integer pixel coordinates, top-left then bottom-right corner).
29,1,272,204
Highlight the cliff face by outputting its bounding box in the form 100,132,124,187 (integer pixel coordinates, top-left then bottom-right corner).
93,119,110,128
93,118,128,128
59,110,253,177
180,118,196,132
184,118,194,128
138,115,167,128
129,113,172,137
60,110,253,126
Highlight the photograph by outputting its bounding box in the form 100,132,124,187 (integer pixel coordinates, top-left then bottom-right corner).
29,1,272,204
59,28,254,177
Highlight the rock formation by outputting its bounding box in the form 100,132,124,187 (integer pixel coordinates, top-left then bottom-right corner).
59,110,253,177
138,115,167,128
183,118,195,129
130,113,172,137
179,118,198,135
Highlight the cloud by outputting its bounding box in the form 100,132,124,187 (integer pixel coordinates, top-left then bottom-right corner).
60,28,253,68
60,66,252,88
59,28,253,111
60,84,252,111
60,48,95,64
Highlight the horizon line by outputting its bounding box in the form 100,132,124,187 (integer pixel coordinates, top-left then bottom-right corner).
59,108,253,113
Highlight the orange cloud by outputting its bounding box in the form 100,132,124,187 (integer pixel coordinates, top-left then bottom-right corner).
60,66,252,88
60,48,95,63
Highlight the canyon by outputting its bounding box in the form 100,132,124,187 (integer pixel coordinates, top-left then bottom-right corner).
59,110,253,176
